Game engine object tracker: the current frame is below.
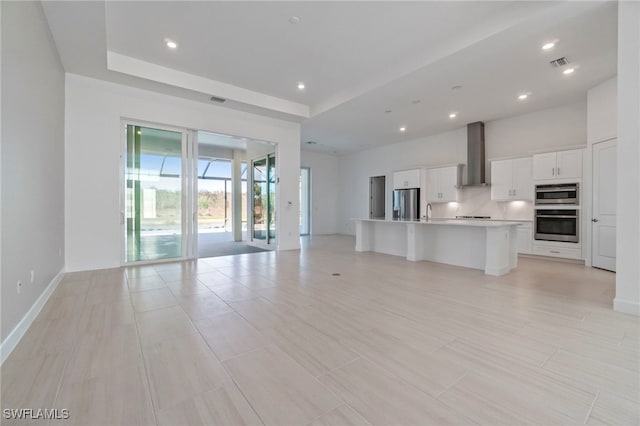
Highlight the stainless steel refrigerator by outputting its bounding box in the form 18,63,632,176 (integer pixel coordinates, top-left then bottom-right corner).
392,188,420,220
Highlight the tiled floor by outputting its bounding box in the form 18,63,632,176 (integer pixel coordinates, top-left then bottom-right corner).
2,235,639,425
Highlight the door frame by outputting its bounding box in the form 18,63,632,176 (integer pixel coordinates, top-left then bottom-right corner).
591,137,617,271
119,119,198,266
300,167,311,236
249,152,277,247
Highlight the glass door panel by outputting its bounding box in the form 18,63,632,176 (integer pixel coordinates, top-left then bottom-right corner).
267,154,276,243
252,158,267,240
125,125,183,262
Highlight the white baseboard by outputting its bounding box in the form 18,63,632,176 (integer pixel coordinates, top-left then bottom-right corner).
0,268,65,365
613,298,640,316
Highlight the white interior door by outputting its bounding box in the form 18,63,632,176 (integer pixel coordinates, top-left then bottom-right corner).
592,138,617,271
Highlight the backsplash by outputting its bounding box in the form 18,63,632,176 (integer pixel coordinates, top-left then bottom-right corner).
430,186,533,220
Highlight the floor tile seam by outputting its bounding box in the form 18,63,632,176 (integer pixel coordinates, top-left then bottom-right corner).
48,281,91,417
234,342,350,412
583,390,600,425
514,324,623,350
457,368,590,424
434,372,554,426
126,273,160,426
434,370,469,400
438,338,599,401
546,347,640,376
538,360,628,401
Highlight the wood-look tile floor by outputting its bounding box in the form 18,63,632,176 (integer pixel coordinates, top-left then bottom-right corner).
2,235,639,425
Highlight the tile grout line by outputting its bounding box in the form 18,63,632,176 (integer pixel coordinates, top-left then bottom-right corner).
540,347,559,368
127,270,161,426
583,390,600,424
49,274,92,416
435,371,469,399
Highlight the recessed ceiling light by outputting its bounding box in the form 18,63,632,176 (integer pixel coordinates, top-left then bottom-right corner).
384,110,392,114
449,113,457,119
451,85,462,91
563,68,575,75
411,99,421,104
297,82,305,90
399,127,406,132
518,94,528,100
289,16,301,24
542,42,555,50
165,39,178,49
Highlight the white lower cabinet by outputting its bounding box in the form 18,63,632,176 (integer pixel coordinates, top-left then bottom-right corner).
532,240,582,260
516,223,533,254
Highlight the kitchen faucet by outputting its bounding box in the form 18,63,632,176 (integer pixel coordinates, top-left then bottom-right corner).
426,203,432,221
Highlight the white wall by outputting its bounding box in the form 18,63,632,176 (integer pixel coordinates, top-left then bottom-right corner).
65,74,300,272
337,128,467,234
615,1,640,316
1,2,65,340
337,101,587,235
587,78,618,144
301,150,339,235
485,101,587,166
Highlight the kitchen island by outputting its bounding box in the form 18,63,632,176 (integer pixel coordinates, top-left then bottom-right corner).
354,219,523,276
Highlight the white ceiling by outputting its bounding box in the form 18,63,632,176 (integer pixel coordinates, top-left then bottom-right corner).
42,1,618,155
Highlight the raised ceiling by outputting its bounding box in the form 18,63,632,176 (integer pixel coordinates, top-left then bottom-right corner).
42,1,617,154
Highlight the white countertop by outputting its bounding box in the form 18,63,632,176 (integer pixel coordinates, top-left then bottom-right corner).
355,218,525,228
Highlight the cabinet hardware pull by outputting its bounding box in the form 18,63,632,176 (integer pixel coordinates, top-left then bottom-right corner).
557,168,560,175
552,168,555,176
513,189,516,196
592,218,599,223
550,250,560,254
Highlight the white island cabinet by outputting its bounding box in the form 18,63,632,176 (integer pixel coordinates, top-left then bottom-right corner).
355,219,522,276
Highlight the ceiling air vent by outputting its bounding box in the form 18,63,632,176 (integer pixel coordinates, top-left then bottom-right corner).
209,95,226,103
549,57,570,67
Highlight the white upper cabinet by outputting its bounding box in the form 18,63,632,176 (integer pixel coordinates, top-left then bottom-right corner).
491,157,533,201
533,149,582,180
532,152,557,180
392,169,421,189
490,160,513,200
425,165,460,202
513,157,534,200
556,150,583,179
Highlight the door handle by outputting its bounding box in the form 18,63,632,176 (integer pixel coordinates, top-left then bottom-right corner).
592,218,599,223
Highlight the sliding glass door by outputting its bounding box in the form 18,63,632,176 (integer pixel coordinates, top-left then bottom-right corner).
251,153,276,244
124,124,192,263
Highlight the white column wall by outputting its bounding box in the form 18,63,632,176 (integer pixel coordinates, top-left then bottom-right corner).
1,1,65,342
614,1,640,315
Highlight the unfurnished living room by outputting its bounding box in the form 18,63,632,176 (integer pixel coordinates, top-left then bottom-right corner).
1,1,639,425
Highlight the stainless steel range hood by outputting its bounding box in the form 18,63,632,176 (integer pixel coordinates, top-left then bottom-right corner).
462,121,489,187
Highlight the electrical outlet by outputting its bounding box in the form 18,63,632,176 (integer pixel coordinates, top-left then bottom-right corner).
30,270,35,284
17,280,22,294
